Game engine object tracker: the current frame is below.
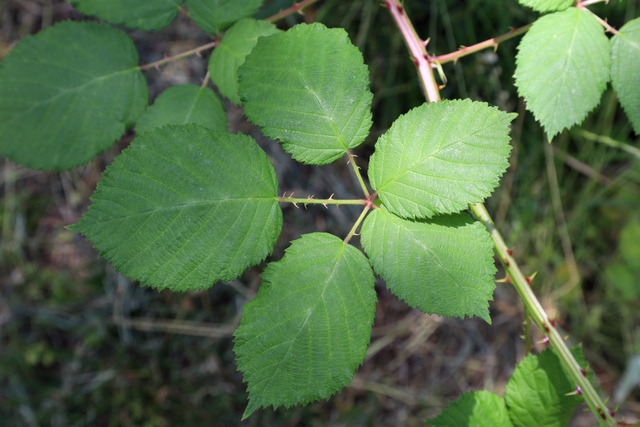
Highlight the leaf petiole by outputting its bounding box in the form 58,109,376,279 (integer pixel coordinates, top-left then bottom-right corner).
344,204,372,244
346,150,371,198
276,194,367,208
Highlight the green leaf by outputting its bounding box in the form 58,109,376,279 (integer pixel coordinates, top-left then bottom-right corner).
619,220,640,269
0,21,148,171
514,8,611,139
515,0,572,13
70,125,282,291
238,23,373,165
429,391,514,427
611,17,640,135
135,85,228,134
360,208,496,322
505,349,583,427
368,100,514,219
185,0,263,34
234,233,376,419
68,0,182,31
604,263,638,300
209,18,279,104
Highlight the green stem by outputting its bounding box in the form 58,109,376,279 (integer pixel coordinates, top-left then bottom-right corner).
277,194,367,208
344,204,372,244
265,0,320,23
347,150,371,198
138,41,218,71
431,24,531,65
386,1,615,424
579,129,640,160
524,306,532,356
470,203,615,426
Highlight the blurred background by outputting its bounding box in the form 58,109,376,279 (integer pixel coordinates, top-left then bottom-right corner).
1,0,639,425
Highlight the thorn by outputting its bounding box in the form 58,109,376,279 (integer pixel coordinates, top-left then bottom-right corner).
163,55,170,60
562,335,569,342
155,63,160,70
566,386,583,396
496,276,511,283
580,367,588,378
293,201,299,208
438,84,446,90
548,317,556,328
541,321,550,334
423,37,430,47
506,248,513,256
288,192,294,198
538,336,550,344
329,193,334,200
196,51,202,57
411,56,420,67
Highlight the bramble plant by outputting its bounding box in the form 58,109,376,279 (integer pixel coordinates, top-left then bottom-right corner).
0,0,638,425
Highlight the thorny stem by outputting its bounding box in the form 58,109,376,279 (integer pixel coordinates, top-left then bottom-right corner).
265,0,320,23
276,193,367,208
347,150,371,198
386,0,616,424
384,0,440,102
585,8,619,34
471,204,615,426
432,24,532,65
138,41,218,71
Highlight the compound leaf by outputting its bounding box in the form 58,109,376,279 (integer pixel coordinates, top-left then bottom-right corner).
0,21,148,171
360,208,496,323
368,100,514,219
515,8,611,139
611,17,640,134
235,233,376,419
516,0,572,13
505,349,583,427
185,0,263,34
70,125,282,292
136,85,228,133
209,18,279,104
68,0,182,31
429,391,514,427
239,23,373,165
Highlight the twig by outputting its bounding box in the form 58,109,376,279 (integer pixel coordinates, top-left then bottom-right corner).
432,24,532,65
138,41,218,71
265,0,320,23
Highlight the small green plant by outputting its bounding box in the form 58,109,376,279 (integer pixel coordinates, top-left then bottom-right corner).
0,0,638,425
